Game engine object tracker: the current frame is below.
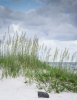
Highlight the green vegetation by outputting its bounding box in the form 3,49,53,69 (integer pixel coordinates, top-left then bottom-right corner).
0,29,77,93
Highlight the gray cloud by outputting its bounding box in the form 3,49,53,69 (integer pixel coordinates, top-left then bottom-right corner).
46,0,77,26
0,0,77,41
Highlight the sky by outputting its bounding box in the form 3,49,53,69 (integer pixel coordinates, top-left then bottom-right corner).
0,0,77,60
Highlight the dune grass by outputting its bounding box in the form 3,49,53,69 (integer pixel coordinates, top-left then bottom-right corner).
0,30,77,93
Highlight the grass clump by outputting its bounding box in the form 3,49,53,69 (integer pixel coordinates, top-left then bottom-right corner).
0,29,77,93
35,66,77,93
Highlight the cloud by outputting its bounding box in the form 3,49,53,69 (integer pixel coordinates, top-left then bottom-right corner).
0,0,77,41
46,0,77,26
0,3,77,58
39,39,77,61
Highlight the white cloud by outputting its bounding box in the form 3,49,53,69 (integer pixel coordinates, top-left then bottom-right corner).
0,3,77,40
39,39,77,61
0,0,77,59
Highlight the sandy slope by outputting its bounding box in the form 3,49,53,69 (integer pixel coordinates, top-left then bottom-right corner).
0,77,77,100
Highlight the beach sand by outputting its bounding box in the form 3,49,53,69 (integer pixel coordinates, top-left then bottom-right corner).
0,76,77,100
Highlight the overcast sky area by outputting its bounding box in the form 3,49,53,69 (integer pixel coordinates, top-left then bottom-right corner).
0,0,77,59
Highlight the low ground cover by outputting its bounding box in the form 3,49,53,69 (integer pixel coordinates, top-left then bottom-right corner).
0,31,77,93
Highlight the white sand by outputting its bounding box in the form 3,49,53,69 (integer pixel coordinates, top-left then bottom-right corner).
0,76,77,100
